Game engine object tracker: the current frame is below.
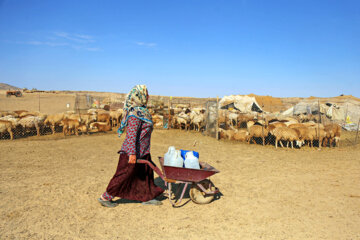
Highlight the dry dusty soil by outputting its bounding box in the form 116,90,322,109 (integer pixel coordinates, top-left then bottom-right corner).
1,129,360,240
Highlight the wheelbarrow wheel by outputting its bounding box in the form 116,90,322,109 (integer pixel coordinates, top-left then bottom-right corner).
189,179,215,204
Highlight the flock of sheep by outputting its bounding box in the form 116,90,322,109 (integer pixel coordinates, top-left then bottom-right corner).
0,104,208,140
150,104,206,131
0,109,123,139
217,110,341,149
0,106,342,149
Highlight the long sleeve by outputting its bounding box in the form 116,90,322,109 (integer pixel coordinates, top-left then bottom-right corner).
121,116,141,155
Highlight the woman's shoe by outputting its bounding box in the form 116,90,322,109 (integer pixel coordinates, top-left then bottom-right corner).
142,199,163,205
97,198,118,208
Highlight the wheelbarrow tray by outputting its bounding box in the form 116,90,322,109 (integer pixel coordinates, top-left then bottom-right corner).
158,157,219,183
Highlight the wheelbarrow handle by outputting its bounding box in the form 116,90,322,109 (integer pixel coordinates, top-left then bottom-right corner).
137,159,165,180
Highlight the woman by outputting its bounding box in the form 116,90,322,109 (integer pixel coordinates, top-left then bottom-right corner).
98,85,164,207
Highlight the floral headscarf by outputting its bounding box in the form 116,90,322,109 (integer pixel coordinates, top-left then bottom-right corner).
117,85,153,136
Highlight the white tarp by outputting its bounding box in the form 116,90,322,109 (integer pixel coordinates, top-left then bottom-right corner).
219,95,263,113
281,101,352,121
325,104,346,120
281,101,322,116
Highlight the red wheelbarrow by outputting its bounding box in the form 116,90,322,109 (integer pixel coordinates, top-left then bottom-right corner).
137,157,220,207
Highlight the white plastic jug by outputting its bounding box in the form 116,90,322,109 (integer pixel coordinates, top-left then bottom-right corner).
164,146,176,166
184,151,200,169
164,147,183,168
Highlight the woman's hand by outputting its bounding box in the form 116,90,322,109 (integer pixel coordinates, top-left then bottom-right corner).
128,155,137,164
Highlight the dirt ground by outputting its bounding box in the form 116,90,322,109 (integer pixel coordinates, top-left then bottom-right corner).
0,90,76,114
0,129,359,240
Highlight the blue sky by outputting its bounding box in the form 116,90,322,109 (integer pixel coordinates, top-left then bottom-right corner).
0,0,359,98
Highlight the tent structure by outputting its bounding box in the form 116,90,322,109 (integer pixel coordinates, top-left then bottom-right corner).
219,95,263,113
281,101,327,116
281,101,351,121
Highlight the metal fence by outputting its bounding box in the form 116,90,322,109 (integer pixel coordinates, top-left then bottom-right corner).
214,98,360,148
0,91,359,149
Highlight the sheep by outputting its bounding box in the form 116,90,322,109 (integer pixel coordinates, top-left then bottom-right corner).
191,108,206,115
0,115,20,126
60,118,81,136
246,120,256,129
298,114,313,123
173,116,188,130
267,122,288,144
231,129,249,141
97,112,111,124
283,118,299,127
300,126,326,148
64,113,82,122
219,128,240,140
302,121,324,129
152,114,163,128
192,114,205,132
271,127,302,149
44,113,65,134
17,115,46,136
288,123,306,129
89,122,112,132
13,110,28,117
19,111,42,118
109,110,123,127
302,121,316,127
247,124,269,146
79,113,97,127
227,112,239,127
177,112,190,130
87,108,98,115
237,114,254,128
172,107,183,115
218,128,229,139
77,123,89,135
0,120,14,140
268,121,287,131
323,123,341,147
189,111,205,131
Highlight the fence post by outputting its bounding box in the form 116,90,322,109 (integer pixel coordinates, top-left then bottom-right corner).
261,111,265,145
317,99,321,142
168,97,171,130
355,118,360,145
216,96,219,140
38,92,41,112
345,104,348,124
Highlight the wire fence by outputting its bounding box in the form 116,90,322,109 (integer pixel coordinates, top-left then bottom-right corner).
0,90,359,149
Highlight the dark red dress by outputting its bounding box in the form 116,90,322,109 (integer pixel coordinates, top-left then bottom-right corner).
102,116,164,202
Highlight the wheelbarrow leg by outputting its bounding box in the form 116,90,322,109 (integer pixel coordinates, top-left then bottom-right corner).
177,183,189,205
168,183,190,207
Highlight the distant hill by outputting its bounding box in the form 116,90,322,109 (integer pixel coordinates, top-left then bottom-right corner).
0,83,21,90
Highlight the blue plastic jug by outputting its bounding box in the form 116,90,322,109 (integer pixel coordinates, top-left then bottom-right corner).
180,150,199,160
